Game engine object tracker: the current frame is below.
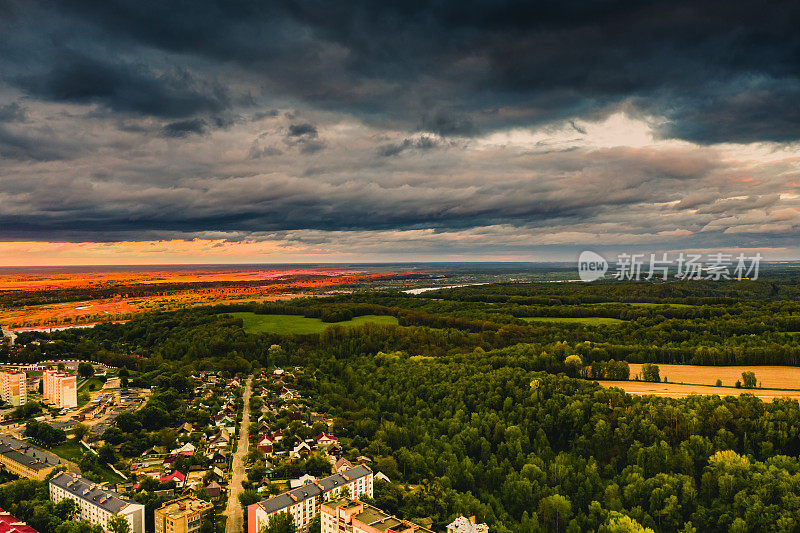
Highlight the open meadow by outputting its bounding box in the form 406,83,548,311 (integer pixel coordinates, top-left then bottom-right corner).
600,380,800,401
628,363,800,389
230,312,399,334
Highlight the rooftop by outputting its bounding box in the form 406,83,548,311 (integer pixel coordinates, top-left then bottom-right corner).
49,472,138,514
258,465,372,514
323,497,434,533
0,435,63,472
156,497,213,519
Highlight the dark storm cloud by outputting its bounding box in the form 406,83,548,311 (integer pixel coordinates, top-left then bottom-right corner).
0,102,27,122
287,123,318,138
3,0,799,142
2,0,800,251
16,54,231,119
378,136,443,157
159,118,208,137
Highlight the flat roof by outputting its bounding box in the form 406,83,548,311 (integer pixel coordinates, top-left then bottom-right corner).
157,498,213,518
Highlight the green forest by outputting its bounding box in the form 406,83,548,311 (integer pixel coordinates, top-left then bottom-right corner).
10,278,800,532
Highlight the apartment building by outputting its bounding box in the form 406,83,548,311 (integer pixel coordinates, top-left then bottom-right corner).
248,465,373,533
49,472,144,533
0,435,63,480
320,497,435,533
43,370,77,409
0,371,27,406
154,497,213,533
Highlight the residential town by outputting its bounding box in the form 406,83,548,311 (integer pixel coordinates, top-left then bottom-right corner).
0,358,487,533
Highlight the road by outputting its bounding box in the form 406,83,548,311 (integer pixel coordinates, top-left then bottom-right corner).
225,375,253,533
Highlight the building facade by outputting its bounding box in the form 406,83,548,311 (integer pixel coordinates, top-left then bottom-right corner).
0,435,62,480
43,370,77,409
320,497,434,533
49,472,144,533
0,371,27,406
154,497,213,533
248,465,374,533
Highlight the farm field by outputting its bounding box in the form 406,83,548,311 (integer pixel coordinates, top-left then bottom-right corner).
628,363,800,389
230,312,399,335
522,316,624,325
601,380,800,401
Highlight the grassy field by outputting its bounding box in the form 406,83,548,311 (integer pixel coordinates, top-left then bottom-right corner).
629,363,800,389
522,316,624,325
589,302,695,308
601,380,800,401
51,438,84,463
78,377,104,391
230,312,399,335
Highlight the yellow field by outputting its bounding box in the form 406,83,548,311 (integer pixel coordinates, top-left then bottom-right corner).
628,364,800,389
601,380,800,401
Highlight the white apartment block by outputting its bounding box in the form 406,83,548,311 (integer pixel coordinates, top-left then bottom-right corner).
248,465,373,533
43,369,77,408
49,472,144,533
0,371,27,406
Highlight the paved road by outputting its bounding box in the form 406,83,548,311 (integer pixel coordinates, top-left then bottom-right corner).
225,375,253,533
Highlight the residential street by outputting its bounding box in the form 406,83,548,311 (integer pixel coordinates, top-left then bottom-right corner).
225,374,253,533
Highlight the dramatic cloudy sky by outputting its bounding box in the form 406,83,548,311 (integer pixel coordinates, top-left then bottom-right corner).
2,0,800,265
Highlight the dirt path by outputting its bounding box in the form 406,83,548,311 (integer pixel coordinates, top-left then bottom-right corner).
225,375,253,533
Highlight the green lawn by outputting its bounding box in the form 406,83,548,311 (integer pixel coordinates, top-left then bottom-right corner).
588,302,695,308
51,438,85,463
522,316,625,325
229,313,399,335
78,377,104,391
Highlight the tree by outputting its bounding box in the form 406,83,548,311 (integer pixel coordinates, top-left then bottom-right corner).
14,400,42,421
641,363,660,383
74,423,90,442
741,371,757,389
538,494,572,533
600,512,655,533
78,362,95,379
715,379,722,387
564,355,582,377
308,515,321,533
261,511,296,533
108,514,131,533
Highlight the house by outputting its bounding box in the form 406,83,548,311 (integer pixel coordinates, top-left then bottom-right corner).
289,474,316,489
212,466,226,480
375,472,391,482
334,458,352,473
290,442,312,458
180,423,194,434
271,430,283,442
258,442,273,454
316,433,338,448
160,471,186,486
207,451,227,464
310,412,324,423
171,443,196,457
208,429,231,449
206,481,222,498
264,461,276,479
